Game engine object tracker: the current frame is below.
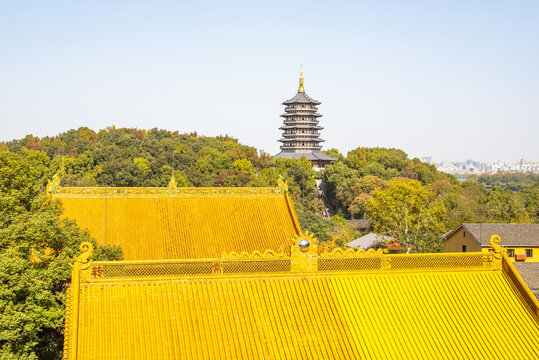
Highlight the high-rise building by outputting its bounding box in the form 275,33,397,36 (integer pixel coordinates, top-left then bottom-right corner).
274,68,335,168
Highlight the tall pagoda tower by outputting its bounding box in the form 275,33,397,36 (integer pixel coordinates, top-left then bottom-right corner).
274,68,335,168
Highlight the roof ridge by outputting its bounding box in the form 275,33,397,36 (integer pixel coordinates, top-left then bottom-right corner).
52,186,284,196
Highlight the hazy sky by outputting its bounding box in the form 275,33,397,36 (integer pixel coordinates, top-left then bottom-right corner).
1,1,538,162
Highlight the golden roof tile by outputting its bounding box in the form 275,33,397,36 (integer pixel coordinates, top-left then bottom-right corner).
52,185,300,260
63,236,539,359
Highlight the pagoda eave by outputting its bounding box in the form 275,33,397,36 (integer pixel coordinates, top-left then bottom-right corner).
279,138,325,143
279,126,324,130
281,113,322,118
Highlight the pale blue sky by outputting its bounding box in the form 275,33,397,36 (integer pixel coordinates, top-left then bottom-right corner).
1,1,538,162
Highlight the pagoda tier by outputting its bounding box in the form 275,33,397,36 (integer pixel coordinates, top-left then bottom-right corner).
280,125,323,130
281,121,321,126
281,135,322,140
281,112,323,118
274,69,335,168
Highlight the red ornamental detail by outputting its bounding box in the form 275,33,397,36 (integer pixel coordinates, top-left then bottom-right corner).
212,262,223,274
91,265,104,277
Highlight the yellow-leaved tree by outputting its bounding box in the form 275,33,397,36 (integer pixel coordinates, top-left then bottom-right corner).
366,178,447,252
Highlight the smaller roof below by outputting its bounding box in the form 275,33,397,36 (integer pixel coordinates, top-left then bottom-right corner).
444,223,539,247
274,151,336,161
283,92,321,105
346,219,371,230
347,232,393,250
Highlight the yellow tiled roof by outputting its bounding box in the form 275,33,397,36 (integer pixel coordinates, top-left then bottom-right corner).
64,240,539,360
52,186,301,260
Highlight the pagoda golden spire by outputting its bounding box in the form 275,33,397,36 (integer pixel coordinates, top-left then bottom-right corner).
298,64,305,93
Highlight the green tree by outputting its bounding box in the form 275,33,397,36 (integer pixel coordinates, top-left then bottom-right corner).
0,151,121,359
276,158,322,213
519,184,539,222
480,187,530,223
322,161,358,214
249,167,278,187
322,148,346,163
346,148,367,169
232,159,256,176
133,157,150,172
214,169,253,187
337,176,387,218
473,172,539,192
366,179,447,252
297,212,337,242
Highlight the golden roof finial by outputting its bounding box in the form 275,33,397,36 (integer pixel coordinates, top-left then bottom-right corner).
46,172,61,198
74,242,94,269
169,173,177,188
298,64,305,93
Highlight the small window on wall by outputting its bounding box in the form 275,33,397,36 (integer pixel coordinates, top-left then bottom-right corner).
463,231,466,237
526,249,533,258
507,249,515,257
462,245,467,252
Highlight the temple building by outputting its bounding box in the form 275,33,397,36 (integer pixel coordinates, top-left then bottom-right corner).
274,68,335,168
48,175,300,260
55,171,539,359
64,234,539,359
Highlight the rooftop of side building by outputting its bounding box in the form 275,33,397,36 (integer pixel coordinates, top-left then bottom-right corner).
443,223,539,247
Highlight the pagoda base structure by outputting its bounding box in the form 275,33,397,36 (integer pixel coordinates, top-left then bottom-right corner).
274,150,335,169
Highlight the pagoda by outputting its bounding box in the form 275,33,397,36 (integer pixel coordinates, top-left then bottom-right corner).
274,67,335,168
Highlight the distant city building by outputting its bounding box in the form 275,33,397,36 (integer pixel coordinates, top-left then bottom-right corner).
426,157,539,175
274,68,335,169
420,157,432,164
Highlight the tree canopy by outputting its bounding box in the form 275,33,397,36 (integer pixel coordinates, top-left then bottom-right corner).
366,179,447,252
0,151,121,360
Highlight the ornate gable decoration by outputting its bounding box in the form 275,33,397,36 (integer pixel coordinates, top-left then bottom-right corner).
319,246,386,258
221,248,288,260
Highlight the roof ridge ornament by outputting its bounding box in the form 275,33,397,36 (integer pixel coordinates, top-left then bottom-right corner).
168,174,177,189
74,242,94,270
489,234,505,259
290,231,318,271
278,175,289,193
46,172,61,198
298,64,305,93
